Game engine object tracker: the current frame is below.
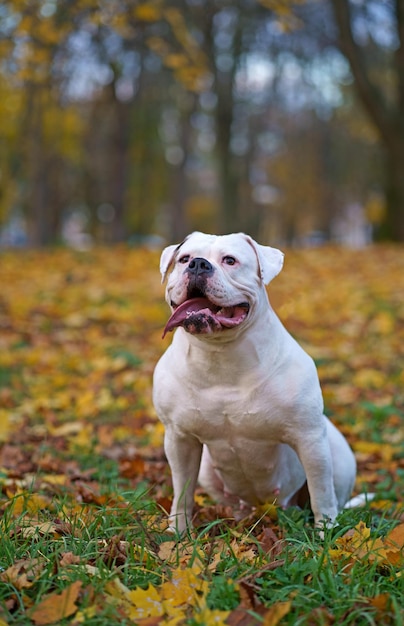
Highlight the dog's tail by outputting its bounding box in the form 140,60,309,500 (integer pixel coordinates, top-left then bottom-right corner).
344,493,375,509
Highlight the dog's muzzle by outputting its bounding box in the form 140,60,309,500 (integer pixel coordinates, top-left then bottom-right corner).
162,255,250,338
162,297,250,337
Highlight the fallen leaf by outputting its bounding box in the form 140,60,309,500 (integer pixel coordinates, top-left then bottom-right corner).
29,580,82,625
262,601,292,626
369,593,391,611
161,566,209,607
190,605,229,625
1,558,44,590
59,552,81,567
7,492,51,517
126,586,164,620
0,410,11,442
256,527,282,556
18,520,58,538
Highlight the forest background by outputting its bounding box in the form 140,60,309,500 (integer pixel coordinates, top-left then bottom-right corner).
1,0,404,248
1,2,404,623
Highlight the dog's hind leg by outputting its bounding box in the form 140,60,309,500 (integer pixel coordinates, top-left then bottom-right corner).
198,445,227,502
326,417,357,509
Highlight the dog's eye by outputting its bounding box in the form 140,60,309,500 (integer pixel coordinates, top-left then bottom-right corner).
223,255,236,266
179,255,190,264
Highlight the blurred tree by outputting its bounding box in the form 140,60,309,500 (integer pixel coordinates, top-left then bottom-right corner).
0,0,396,246
330,0,404,241
0,75,22,227
1,0,88,244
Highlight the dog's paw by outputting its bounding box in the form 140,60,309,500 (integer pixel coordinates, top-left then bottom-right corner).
167,513,192,536
314,513,338,539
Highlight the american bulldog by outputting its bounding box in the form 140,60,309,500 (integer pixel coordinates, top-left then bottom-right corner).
153,232,356,533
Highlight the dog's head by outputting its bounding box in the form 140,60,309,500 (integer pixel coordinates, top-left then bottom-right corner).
160,232,284,338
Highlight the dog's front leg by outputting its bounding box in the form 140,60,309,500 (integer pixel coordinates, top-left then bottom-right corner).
296,436,338,528
164,427,202,533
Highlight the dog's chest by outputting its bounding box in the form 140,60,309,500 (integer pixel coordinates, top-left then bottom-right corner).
182,381,286,443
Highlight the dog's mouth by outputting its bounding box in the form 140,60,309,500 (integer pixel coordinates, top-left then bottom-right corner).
163,297,250,338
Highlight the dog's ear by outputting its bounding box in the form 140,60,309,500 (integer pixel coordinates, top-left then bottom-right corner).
244,235,284,285
159,232,198,282
159,243,182,283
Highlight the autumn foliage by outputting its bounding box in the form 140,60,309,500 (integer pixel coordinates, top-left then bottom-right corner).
0,245,403,625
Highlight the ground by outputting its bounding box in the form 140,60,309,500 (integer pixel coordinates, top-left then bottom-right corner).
0,245,403,625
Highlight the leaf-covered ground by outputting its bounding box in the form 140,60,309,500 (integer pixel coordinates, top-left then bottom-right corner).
0,245,403,625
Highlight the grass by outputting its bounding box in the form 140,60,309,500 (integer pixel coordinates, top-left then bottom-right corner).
0,449,402,625
0,245,403,625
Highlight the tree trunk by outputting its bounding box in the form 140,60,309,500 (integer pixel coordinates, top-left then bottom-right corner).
110,99,130,243
24,89,60,246
170,96,195,242
381,149,404,240
216,108,239,234
203,7,242,235
330,0,404,241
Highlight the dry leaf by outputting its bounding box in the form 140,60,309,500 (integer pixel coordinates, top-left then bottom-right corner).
59,552,81,567
29,580,82,625
262,601,292,626
1,558,44,590
161,566,209,607
126,586,163,620
369,593,391,611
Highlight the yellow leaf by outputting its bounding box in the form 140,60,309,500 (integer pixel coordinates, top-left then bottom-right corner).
126,585,163,620
354,441,396,463
134,4,161,22
161,566,208,608
369,311,395,335
257,502,278,520
50,422,83,436
230,538,257,563
0,410,11,442
105,579,163,620
262,601,292,626
192,605,230,625
353,368,386,389
73,605,98,623
164,53,189,69
368,523,404,568
145,420,165,447
8,492,51,516
69,424,94,450
330,521,404,569
41,474,68,486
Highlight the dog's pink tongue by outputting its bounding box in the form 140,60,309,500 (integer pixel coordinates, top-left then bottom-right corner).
163,298,214,337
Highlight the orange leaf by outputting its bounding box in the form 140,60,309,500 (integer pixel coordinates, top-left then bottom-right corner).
369,593,391,611
385,523,404,550
29,580,82,625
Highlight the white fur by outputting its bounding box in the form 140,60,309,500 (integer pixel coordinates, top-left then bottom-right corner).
153,232,356,533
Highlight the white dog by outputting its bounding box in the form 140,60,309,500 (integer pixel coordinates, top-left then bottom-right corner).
153,232,356,533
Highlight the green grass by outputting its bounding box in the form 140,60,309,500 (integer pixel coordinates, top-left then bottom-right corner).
1,459,402,626
0,246,403,625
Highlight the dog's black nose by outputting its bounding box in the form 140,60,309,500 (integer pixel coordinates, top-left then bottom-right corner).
187,257,213,276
